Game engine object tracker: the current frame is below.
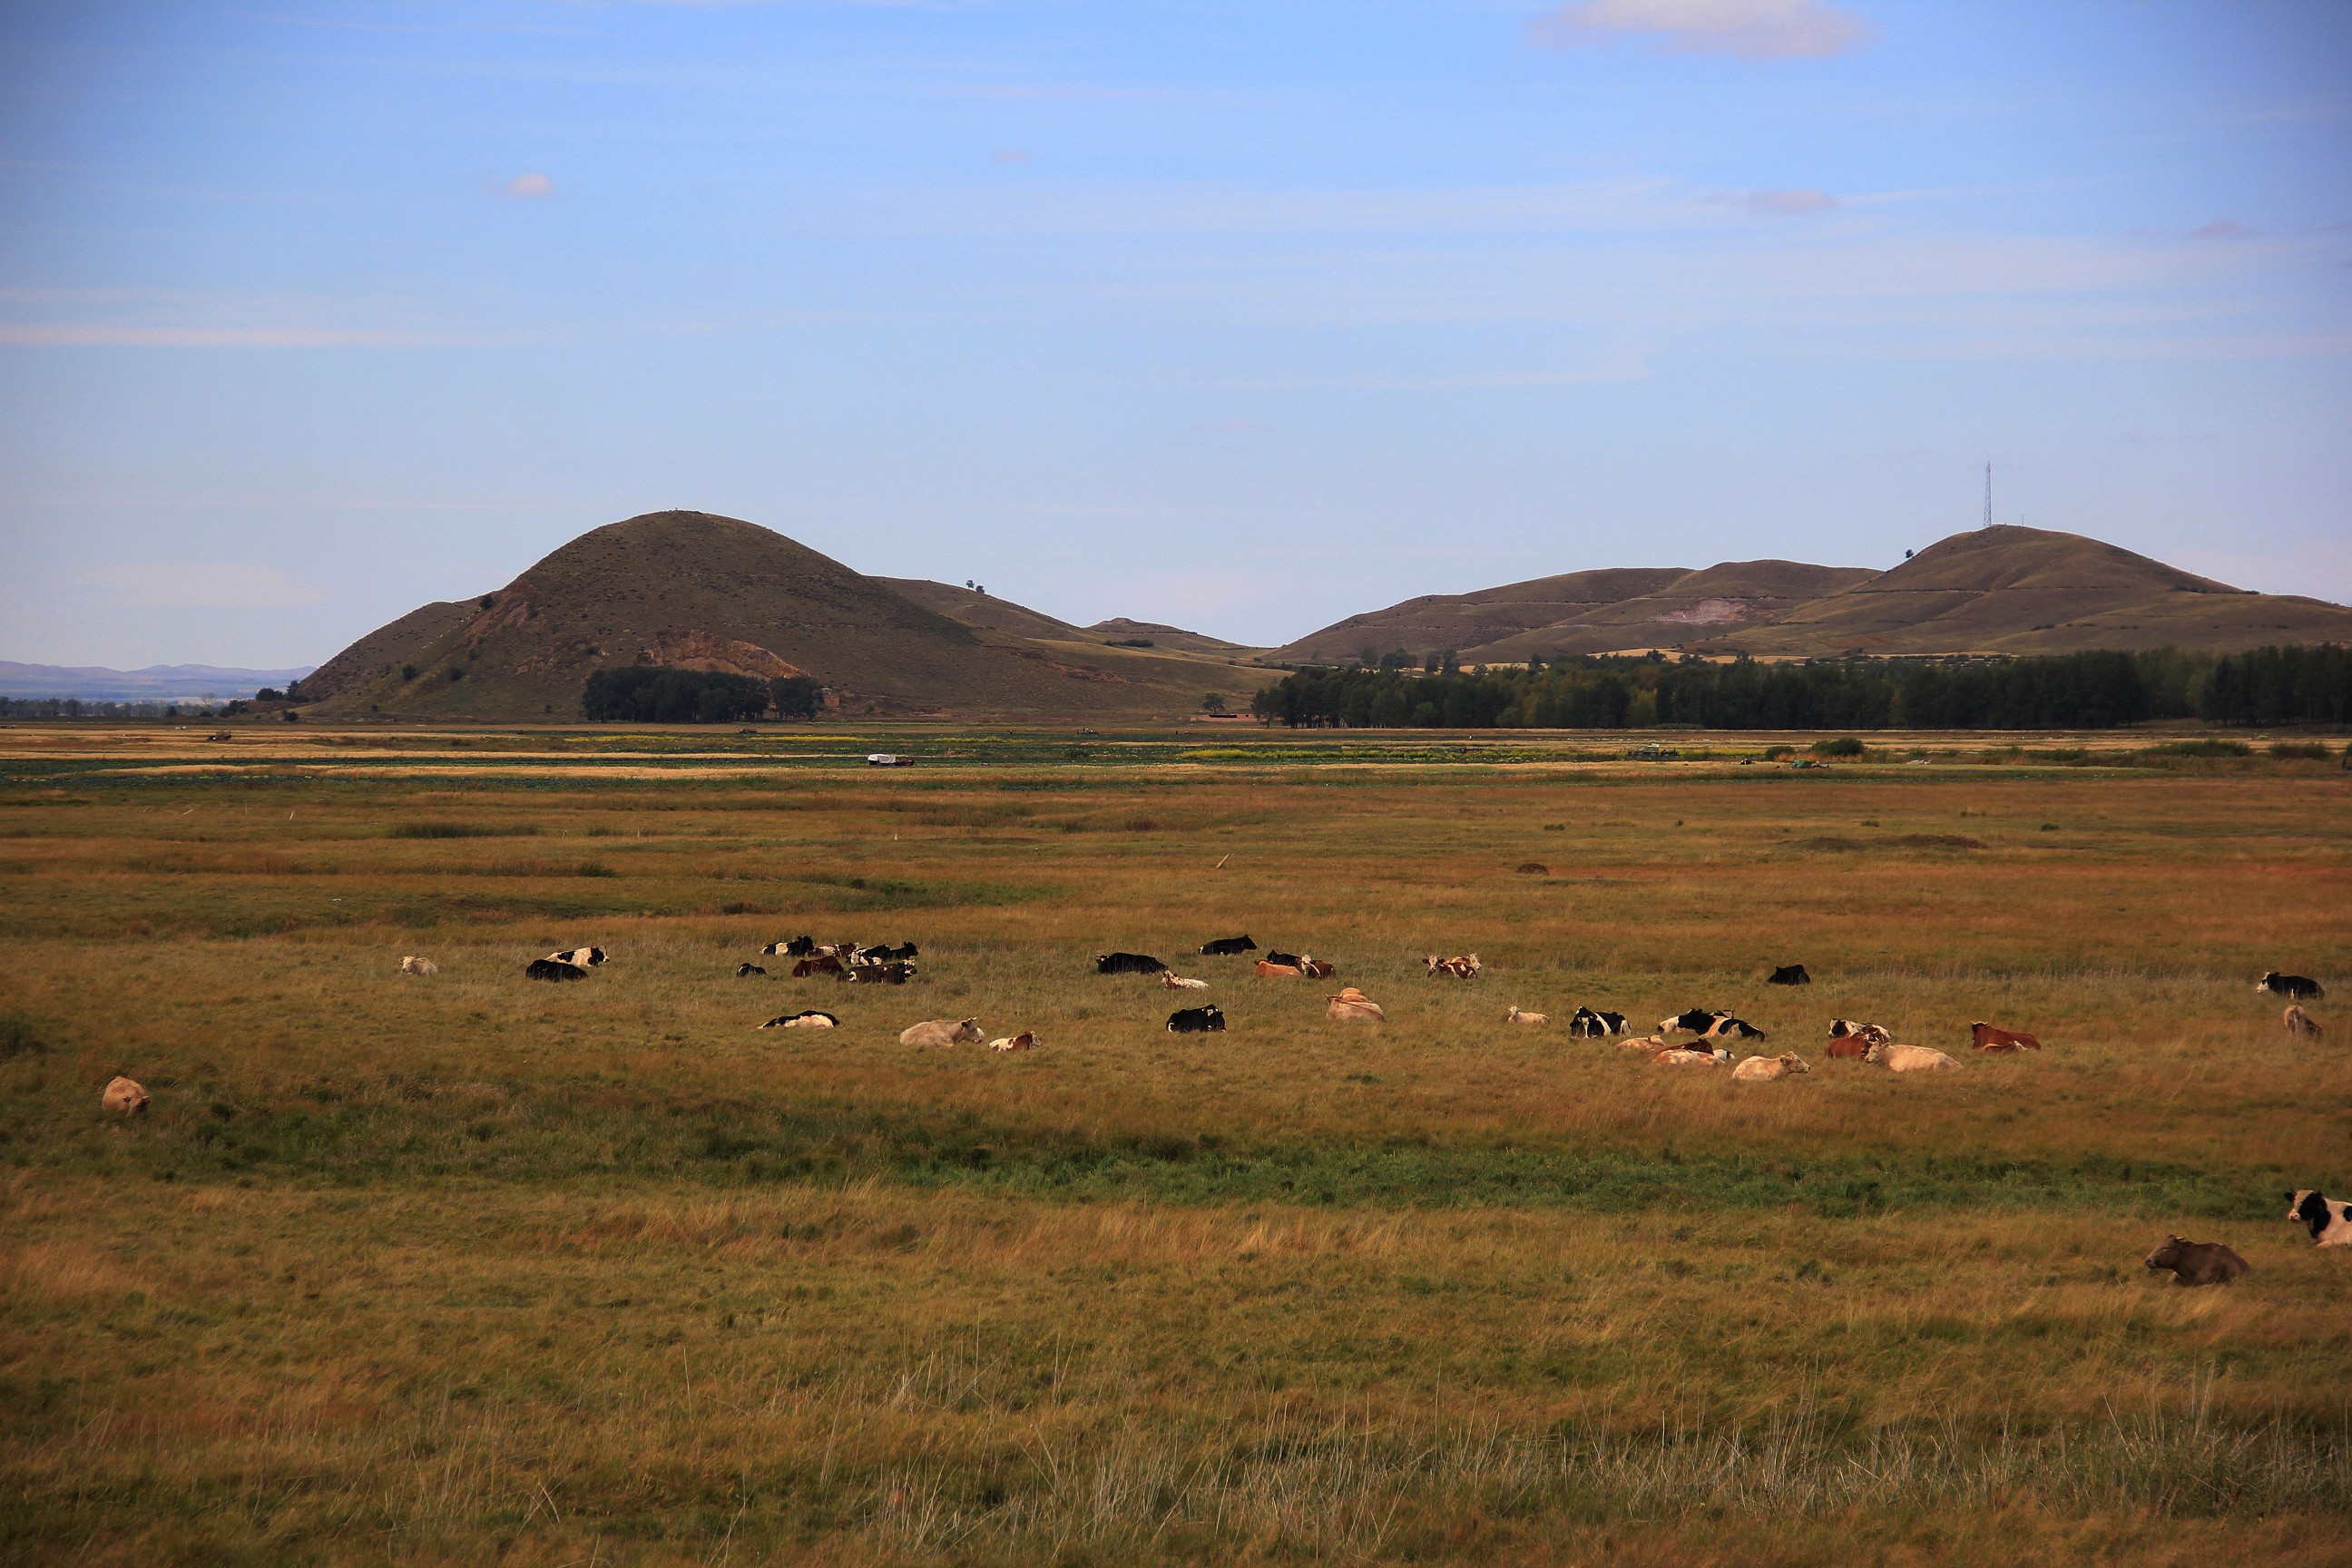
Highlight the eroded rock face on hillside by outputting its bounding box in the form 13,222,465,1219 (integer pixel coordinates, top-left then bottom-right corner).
639,629,809,681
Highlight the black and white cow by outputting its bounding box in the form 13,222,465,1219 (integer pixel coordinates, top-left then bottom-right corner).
548,946,606,968
1768,964,1811,985
1660,1007,1721,1035
1167,1004,1227,1034
526,957,588,982
1568,1006,1630,1038
758,1010,838,1029
1263,949,1305,969
1097,952,1167,975
736,963,767,977
1200,936,1259,956
2259,971,2326,1001
763,936,818,957
2287,1190,2352,1247
844,961,916,985
1703,1014,1768,1043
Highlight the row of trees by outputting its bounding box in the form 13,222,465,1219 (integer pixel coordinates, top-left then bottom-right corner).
0,699,230,719
580,666,827,723
1250,645,2352,730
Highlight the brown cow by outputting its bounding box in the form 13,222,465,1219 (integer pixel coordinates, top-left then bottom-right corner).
1254,959,1304,979
1299,957,1336,979
2143,1235,2249,1286
792,954,847,978
1825,1034,1875,1061
1826,1019,1889,1047
103,1075,150,1116
1424,955,1482,979
1970,1021,2043,1053
2283,1004,2321,1038
988,1031,1039,1052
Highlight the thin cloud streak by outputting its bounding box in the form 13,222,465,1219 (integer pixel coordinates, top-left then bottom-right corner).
1532,0,1875,60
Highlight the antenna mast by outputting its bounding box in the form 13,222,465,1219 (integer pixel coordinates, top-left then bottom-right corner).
1983,463,1993,530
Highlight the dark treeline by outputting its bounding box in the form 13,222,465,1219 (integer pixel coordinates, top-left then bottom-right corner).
580,665,826,723
1250,645,2352,730
0,698,227,719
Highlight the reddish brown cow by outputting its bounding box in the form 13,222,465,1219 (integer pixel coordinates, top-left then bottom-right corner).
792,954,847,978
1970,1021,2043,1053
1825,1034,1875,1061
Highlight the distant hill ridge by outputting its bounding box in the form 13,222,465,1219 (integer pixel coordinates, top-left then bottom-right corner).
0,662,315,701
1272,525,2352,664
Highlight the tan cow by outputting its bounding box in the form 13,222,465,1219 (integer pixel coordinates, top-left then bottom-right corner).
899,1018,983,1048
103,1075,150,1115
988,1031,1039,1052
1327,987,1385,1022
399,956,438,976
1161,971,1210,990
1732,1052,1811,1082
1654,1047,1721,1067
1867,1042,1960,1073
1505,1006,1548,1025
2284,1004,2321,1038
1253,959,1304,979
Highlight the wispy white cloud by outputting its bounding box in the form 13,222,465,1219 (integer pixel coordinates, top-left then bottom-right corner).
1715,187,1839,215
0,323,482,347
83,564,326,610
1533,0,1874,60
491,172,555,199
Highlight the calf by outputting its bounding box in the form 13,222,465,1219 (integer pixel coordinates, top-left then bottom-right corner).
1253,959,1304,978
1866,1042,1959,1073
399,956,438,976
1199,936,1258,956
736,963,767,977
2283,1004,2321,1038
526,957,588,982
758,1010,838,1029
1568,1006,1630,1038
2143,1235,2249,1286
1299,957,1337,979
1161,971,1210,990
1167,1005,1226,1034
1096,951,1166,975
1425,954,1482,979
1827,1020,1890,1047
1732,1052,1810,1082
2287,1190,2352,1247
1505,1005,1548,1025
2259,971,2325,1001
898,1018,982,1048
792,955,846,978
103,1075,150,1115
1328,989,1385,1022
988,1031,1039,1053
547,946,606,968
1767,964,1811,986
1970,1022,2043,1053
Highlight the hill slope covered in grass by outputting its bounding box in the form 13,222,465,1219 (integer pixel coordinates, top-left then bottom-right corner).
304,512,1264,721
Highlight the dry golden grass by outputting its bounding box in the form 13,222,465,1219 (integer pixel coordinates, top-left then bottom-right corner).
1,722,2348,1563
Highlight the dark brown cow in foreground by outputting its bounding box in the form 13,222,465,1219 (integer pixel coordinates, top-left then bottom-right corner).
2143,1235,2249,1286
1970,1022,2042,1053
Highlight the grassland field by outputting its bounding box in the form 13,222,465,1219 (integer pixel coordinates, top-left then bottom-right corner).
2,721,2348,1565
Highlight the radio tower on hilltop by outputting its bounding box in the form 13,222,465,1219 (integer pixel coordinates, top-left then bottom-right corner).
1983,463,1994,530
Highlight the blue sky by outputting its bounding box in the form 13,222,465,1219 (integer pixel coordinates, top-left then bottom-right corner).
2,0,2347,665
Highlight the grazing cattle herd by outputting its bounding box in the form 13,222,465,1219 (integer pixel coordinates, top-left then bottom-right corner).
92,940,2340,1288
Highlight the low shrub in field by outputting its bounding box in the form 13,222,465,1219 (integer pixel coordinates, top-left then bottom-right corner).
2270,740,2332,760
2149,739,2252,758
1812,736,1867,758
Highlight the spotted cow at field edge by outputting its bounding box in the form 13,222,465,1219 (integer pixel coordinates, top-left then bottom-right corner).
758,1010,837,1029
1199,936,1258,956
1168,1005,1226,1034
1767,965,1811,986
2259,971,2325,1001
2143,1235,2249,1286
1096,952,1166,975
2287,1190,2352,1247
1970,1022,2043,1053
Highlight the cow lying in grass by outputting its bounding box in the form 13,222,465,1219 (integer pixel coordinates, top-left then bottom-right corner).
1732,1052,1810,1082
1505,1006,1547,1025
1168,1005,1226,1034
1425,955,1481,979
103,1075,150,1115
400,956,438,976
2288,1190,2352,1247
1970,1021,2042,1053
2143,1235,2249,1286
1328,988,1385,1023
548,946,605,968
989,1031,1039,1053
1569,1007,1630,1037
899,1018,981,1048
526,958,588,982
1161,971,1210,990
2283,1005,2321,1037
1866,1042,1960,1073
758,1010,837,1029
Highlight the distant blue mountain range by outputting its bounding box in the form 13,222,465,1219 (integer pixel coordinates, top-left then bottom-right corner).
0,662,316,701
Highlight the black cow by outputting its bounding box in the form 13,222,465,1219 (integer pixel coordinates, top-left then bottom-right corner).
883,941,920,961
736,963,767,977
2143,1235,2249,1286
1263,950,1305,969
843,961,916,985
1200,936,1259,956
2259,971,2325,1001
1661,1006,1720,1034
1167,1005,1226,1034
1568,1006,1630,1038
1097,952,1166,975
525,958,588,982
1768,964,1811,985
